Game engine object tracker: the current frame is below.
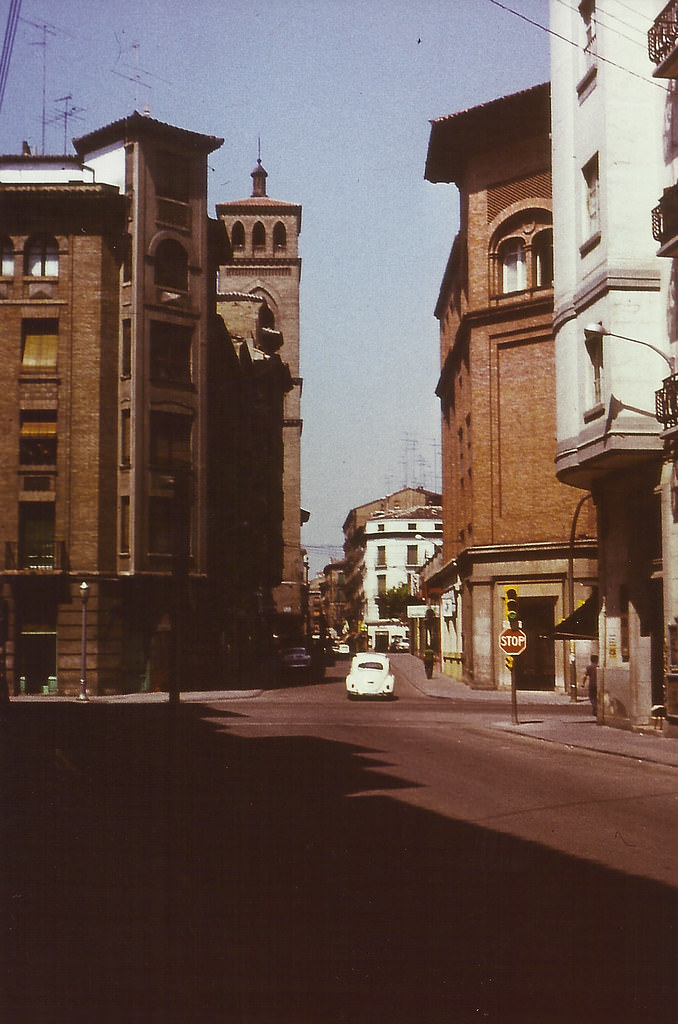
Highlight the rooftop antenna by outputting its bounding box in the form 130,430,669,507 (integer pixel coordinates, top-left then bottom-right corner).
52,93,85,152
24,17,56,154
112,32,171,113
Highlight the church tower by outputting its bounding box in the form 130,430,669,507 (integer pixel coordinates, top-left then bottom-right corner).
216,161,304,634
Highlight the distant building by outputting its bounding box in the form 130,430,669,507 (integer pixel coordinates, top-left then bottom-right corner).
425,83,597,691
320,559,349,640
342,487,442,651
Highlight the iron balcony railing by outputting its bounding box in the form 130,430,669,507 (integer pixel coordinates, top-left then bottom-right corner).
4,540,68,571
651,183,678,248
648,0,678,66
656,374,678,428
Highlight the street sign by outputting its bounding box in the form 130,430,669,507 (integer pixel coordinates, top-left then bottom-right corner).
498,628,527,656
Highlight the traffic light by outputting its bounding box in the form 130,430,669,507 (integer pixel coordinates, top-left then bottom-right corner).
504,586,520,627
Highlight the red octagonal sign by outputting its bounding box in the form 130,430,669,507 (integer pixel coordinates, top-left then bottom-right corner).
498,628,527,656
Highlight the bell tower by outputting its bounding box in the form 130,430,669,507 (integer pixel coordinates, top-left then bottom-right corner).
216,160,304,633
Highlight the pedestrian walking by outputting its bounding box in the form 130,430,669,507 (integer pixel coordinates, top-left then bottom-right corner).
582,654,599,716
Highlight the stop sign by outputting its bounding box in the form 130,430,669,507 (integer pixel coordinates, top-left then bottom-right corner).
498,628,527,656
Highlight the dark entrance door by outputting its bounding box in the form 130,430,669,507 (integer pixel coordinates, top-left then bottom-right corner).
514,596,556,691
21,632,57,694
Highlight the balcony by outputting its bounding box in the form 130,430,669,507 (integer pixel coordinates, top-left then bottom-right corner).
649,1,678,77
656,373,678,429
651,184,678,256
4,540,68,572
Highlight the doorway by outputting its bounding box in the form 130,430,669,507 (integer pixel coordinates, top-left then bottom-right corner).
514,596,557,691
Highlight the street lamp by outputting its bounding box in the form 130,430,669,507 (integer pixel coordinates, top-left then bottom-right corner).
584,321,675,373
79,580,89,701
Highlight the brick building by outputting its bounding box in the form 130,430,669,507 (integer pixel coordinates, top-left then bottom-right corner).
0,114,294,696
216,160,305,641
425,83,597,691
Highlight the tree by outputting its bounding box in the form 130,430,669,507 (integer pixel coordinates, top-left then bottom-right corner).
377,582,412,620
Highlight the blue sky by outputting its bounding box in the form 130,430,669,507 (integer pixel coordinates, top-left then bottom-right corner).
0,0,551,574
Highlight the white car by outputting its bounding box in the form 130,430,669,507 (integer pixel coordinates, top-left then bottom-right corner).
345,653,395,699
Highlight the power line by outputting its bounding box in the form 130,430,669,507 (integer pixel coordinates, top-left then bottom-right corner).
0,0,22,118
487,0,669,91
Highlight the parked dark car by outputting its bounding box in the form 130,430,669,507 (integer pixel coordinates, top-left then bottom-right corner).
279,646,312,676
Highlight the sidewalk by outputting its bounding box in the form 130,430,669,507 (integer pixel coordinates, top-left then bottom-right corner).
414,659,678,769
9,656,678,770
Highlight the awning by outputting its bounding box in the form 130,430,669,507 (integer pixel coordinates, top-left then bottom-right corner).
552,591,599,640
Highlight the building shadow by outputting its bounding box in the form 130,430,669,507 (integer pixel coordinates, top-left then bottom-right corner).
2,702,677,1024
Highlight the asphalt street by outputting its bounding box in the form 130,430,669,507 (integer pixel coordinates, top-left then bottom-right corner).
4,655,678,1024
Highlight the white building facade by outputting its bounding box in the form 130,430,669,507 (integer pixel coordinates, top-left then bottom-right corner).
363,509,442,651
550,0,672,727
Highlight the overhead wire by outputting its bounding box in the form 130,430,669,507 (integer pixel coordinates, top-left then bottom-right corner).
487,0,670,91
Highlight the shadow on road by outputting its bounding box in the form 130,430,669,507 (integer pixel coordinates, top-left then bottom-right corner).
3,702,677,1024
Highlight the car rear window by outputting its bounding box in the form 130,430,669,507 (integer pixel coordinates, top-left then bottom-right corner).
357,660,385,670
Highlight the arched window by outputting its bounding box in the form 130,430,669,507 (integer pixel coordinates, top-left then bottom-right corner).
154,238,188,291
231,221,245,249
498,238,526,294
273,221,286,251
491,210,552,298
25,235,58,277
533,228,553,289
260,301,274,329
0,237,13,277
252,222,266,251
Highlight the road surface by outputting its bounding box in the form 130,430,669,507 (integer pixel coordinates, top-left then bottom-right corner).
4,655,678,1023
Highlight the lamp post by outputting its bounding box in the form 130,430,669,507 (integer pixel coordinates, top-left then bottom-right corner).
584,321,675,374
79,580,89,701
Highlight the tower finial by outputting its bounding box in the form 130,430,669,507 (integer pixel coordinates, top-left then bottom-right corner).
251,145,268,197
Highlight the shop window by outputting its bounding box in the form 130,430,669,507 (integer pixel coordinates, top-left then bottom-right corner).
24,235,58,277
154,238,188,291
620,584,630,663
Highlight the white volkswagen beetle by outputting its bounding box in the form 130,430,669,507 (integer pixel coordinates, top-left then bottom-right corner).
345,653,395,699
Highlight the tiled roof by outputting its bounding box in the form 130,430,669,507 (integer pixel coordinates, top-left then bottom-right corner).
74,110,223,156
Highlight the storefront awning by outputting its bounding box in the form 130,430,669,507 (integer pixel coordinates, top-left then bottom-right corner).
552,591,598,640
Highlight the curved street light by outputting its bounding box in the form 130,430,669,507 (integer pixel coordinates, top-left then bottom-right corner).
584,321,675,373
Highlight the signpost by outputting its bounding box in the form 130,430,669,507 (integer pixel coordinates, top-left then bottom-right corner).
499,627,527,724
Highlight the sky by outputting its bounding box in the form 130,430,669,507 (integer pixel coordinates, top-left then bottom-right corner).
0,0,551,575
